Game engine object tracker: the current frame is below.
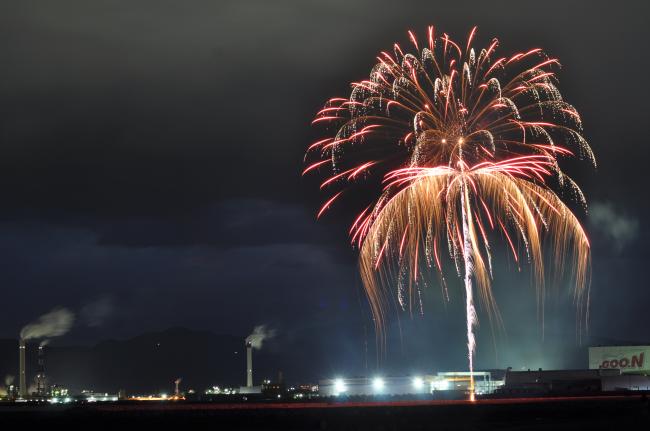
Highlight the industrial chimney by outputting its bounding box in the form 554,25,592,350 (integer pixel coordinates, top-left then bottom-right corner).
174,378,182,397
246,340,253,387
35,344,47,397
19,339,26,398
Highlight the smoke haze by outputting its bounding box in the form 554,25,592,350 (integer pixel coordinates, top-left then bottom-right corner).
246,325,276,350
589,201,639,252
81,297,114,328
20,308,75,341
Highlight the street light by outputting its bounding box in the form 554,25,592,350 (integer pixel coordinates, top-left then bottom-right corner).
412,376,424,390
333,378,346,395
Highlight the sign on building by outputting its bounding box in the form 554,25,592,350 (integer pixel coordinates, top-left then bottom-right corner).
589,346,650,374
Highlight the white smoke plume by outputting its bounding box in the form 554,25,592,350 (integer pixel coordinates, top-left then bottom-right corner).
4,375,14,386
589,201,639,252
245,325,276,350
20,307,75,341
81,297,114,327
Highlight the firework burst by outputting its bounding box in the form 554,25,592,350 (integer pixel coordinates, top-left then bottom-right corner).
304,26,594,399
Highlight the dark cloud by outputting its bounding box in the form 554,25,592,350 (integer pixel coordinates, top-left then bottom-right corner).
93,199,334,250
0,199,359,345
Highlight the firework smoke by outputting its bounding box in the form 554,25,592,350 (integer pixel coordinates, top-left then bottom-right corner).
589,201,638,252
246,325,276,350
306,25,593,398
20,307,75,341
81,297,114,327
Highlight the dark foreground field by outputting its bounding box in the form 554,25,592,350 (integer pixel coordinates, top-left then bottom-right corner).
2,395,649,430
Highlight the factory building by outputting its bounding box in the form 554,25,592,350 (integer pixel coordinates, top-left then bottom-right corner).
496,345,650,396
432,372,504,395
501,369,606,395
319,376,430,397
601,373,650,391
319,372,503,397
500,368,650,395
78,391,119,402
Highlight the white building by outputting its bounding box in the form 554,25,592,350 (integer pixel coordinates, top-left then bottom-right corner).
319,372,503,397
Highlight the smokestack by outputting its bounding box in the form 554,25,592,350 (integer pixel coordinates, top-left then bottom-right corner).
36,344,47,396
246,340,253,387
243,325,275,389
19,339,26,398
174,378,182,397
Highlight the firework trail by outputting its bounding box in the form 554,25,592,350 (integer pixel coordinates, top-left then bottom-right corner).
304,26,594,399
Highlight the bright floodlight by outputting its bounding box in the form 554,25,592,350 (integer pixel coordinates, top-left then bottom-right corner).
412,376,424,389
372,377,385,391
333,378,346,395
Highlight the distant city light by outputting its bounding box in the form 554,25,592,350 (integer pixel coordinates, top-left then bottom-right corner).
412,377,424,389
372,377,385,391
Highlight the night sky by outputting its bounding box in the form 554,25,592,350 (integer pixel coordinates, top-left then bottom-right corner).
0,0,648,378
